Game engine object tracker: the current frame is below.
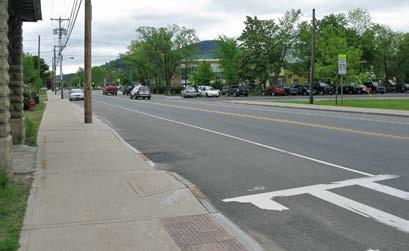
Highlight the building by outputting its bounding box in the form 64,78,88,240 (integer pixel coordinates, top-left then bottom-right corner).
176,59,223,86
0,0,42,172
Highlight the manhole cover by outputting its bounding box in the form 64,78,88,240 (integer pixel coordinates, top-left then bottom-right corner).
144,152,180,162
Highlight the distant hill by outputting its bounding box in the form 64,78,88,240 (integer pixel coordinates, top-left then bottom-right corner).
187,40,220,59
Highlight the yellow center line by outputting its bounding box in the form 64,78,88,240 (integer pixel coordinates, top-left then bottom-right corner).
147,101,409,140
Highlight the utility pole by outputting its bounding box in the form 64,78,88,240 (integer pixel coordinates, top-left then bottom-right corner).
37,35,40,80
51,17,69,99
309,9,316,104
84,0,93,123
53,46,57,94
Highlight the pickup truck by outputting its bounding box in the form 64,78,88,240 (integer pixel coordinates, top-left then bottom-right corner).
102,85,118,95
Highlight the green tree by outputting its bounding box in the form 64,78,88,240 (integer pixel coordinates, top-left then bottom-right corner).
22,54,37,84
239,10,301,88
32,55,50,82
239,16,278,88
135,25,198,94
191,61,214,85
217,36,241,85
92,67,108,84
124,41,160,86
315,14,363,83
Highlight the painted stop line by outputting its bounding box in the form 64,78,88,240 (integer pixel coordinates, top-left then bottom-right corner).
223,175,409,233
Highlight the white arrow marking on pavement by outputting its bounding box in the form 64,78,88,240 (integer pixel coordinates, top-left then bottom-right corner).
223,175,409,233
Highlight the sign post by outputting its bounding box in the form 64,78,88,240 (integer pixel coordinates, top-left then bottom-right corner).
338,54,347,106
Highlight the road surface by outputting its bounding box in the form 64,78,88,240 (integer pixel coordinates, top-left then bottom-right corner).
74,93,409,250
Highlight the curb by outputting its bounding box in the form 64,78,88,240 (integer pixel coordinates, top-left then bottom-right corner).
226,101,409,118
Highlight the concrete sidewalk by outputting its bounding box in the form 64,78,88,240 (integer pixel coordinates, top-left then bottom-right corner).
227,100,409,118
20,93,259,251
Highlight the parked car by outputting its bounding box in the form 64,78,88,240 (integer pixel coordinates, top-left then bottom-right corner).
337,84,356,95
181,86,198,98
103,84,118,95
263,85,286,96
312,82,333,95
364,81,385,94
199,86,220,97
221,86,230,95
122,85,135,95
69,89,84,101
289,84,309,96
395,83,409,93
354,85,370,94
130,86,151,100
278,83,290,95
226,85,249,97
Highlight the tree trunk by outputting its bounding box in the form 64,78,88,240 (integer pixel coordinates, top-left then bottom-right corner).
166,76,171,95
383,55,389,80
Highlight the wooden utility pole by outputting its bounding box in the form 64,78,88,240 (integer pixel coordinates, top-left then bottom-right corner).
84,0,93,123
309,9,316,104
37,35,40,79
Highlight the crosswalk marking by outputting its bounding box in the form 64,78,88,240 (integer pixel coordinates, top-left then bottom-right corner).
223,175,409,233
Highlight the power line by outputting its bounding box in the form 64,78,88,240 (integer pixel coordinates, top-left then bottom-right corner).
62,0,83,49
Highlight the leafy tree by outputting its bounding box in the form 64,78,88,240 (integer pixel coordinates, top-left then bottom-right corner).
217,36,241,85
315,14,363,83
239,16,278,88
22,54,37,84
191,61,214,85
124,41,160,86
32,56,51,85
135,25,198,94
239,10,301,88
92,67,108,85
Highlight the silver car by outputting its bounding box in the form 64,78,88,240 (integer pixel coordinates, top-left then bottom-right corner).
69,89,84,101
181,86,198,98
130,86,151,100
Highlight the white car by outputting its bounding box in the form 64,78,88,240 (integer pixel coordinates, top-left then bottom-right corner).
69,89,84,101
199,86,220,97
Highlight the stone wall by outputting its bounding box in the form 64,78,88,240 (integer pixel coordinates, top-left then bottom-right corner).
0,0,11,172
8,13,24,144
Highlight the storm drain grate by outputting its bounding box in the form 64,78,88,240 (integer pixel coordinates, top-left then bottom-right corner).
160,214,247,251
143,152,180,162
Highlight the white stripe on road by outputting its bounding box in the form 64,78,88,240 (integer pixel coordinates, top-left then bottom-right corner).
95,99,374,177
223,175,409,233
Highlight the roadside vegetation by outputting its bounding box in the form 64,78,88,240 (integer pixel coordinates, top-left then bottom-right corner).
277,98,409,110
0,173,32,251
0,90,47,250
24,91,47,146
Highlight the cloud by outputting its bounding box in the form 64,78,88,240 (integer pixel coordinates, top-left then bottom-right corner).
22,0,409,74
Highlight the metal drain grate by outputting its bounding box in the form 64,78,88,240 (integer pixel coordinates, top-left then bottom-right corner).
143,152,180,162
160,214,247,251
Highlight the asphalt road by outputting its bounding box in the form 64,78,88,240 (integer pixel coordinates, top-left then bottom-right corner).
74,93,409,251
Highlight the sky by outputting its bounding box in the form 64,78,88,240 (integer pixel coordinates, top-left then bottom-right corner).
22,0,409,74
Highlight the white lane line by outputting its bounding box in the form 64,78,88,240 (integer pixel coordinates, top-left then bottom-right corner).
223,175,409,233
95,100,374,177
310,189,409,233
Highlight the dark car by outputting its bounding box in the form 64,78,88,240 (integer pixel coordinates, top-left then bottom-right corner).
289,84,308,96
226,85,249,97
337,84,356,95
364,82,385,94
312,82,333,95
354,85,370,94
221,86,230,95
263,85,286,96
122,85,135,95
396,83,409,93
